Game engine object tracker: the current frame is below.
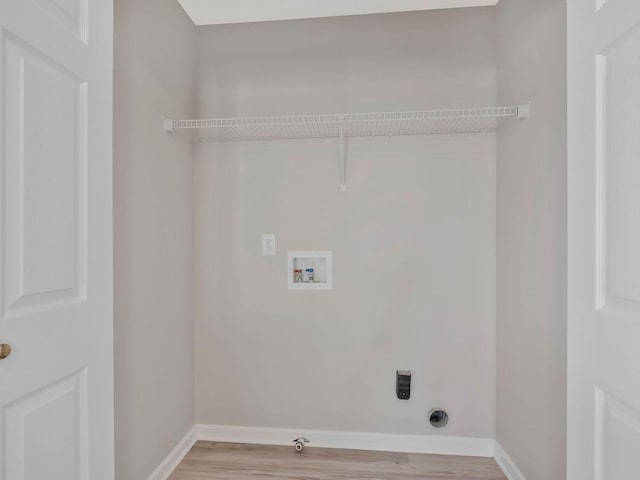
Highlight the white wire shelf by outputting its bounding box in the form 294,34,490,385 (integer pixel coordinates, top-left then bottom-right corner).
163,105,530,142
163,104,530,190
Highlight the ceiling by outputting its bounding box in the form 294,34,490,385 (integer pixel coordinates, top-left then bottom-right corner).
177,0,499,26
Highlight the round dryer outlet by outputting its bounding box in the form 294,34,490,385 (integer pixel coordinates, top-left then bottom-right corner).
428,408,449,428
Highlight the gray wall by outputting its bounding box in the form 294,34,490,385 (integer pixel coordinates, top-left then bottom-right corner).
194,9,499,438
496,1,567,479
113,0,196,478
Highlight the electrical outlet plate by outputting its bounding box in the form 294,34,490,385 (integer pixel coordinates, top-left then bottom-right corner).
262,234,276,256
288,251,332,290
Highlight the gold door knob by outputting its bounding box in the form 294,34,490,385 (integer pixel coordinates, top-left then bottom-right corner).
0,344,11,360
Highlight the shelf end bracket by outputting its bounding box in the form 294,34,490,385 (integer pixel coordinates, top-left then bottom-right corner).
163,116,175,132
517,103,531,119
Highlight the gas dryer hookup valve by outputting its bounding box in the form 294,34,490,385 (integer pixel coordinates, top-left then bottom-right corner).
292,437,310,453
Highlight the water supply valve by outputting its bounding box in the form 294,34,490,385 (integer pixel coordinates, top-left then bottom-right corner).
292,436,309,453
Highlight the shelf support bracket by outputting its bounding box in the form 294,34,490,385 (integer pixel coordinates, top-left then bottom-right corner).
339,125,346,191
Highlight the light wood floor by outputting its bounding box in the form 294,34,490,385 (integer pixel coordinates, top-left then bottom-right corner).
169,441,507,479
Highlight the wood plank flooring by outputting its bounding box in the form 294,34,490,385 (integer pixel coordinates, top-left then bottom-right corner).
169,441,507,480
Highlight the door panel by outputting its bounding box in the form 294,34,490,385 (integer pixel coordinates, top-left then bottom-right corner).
0,0,113,478
2,35,87,316
4,370,88,480
594,388,640,480
599,23,640,308
568,1,640,479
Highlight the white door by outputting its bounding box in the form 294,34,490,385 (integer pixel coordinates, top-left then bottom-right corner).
0,0,113,478
568,1,640,479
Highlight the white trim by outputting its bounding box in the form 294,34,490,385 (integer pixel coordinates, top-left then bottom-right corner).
196,424,495,457
146,425,198,480
494,441,527,480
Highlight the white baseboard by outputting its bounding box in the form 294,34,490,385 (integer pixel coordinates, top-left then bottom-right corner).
494,441,527,480
147,425,198,480
196,424,495,457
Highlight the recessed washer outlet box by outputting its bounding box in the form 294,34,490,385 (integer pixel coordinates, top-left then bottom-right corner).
288,251,333,290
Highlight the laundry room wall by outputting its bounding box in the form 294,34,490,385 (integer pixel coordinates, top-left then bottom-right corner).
193,8,499,439
496,0,567,478
114,0,196,478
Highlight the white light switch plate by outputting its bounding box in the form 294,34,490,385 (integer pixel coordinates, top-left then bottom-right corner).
262,234,276,256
